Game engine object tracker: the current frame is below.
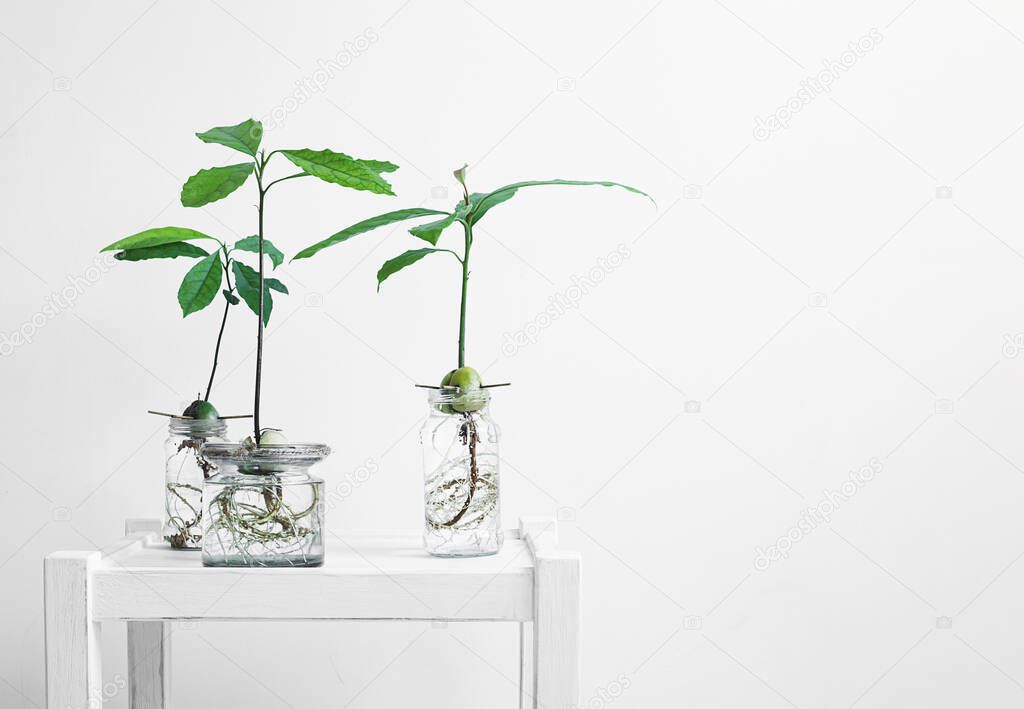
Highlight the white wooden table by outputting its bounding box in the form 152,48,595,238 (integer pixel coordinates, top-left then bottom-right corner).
44,517,580,709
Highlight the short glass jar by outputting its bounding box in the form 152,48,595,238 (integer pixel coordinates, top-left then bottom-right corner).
420,388,502,557
163,417,227,550
200,442,329,567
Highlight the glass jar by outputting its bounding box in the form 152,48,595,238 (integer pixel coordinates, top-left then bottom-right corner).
163,417,227,550
421,388,503,557
200,442,329,567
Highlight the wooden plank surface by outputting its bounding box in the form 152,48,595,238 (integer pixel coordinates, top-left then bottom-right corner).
92,529,535,621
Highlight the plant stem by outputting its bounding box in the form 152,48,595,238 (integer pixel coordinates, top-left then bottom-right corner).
254,163,266,442
263,172,307,190
204,299,230,402
458,221,472,368
204,248,234,402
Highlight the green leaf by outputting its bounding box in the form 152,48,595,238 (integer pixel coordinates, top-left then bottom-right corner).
361,159,399,175
114,242,208,261
231,261,280,326
196,119,263,157
234,235,284,269
280,149,396,195
460,190,515,225
409,213,457,246
453,163,468,189
377,248,451,291
177,253,222,317
101,227,219,252
181,163,254,208
266,277,288,294
292,208,450,261
470,179,654,225
223,289,239,305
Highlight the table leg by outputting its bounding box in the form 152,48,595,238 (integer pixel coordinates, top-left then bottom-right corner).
45,551,102,709
519,621,535,709
533,551,581,709
128,621,171,709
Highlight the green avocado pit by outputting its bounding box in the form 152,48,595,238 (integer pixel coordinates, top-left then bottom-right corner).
440,366,485,413
182,399,219,419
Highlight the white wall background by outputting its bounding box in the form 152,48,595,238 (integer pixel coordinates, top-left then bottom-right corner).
3,0,1024,706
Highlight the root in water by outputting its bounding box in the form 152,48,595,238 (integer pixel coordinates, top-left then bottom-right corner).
425,412,497,531
440,413,479,527
205,483,320,565
164,439,212,548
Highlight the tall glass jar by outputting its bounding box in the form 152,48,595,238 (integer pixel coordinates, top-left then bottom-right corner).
421,388,502,557
200,442,329,567
163,417,227,550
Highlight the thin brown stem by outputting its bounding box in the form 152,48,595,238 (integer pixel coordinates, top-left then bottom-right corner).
203,248,235,402
204,298,230,402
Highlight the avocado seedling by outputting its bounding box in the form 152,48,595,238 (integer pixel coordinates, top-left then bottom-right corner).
293,164,651,540
104,119,398,554
161,119,397,565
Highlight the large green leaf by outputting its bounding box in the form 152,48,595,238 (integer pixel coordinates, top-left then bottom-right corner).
102,227,218,252
232,261,282,326
196,119,263,157
292,208,449,261
177,252,222,317
234,235,284,269
181,163,254,208
114,242,208,261
377,248,452,291
280,149,395,195
470,179,653,225
408,213,457,246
